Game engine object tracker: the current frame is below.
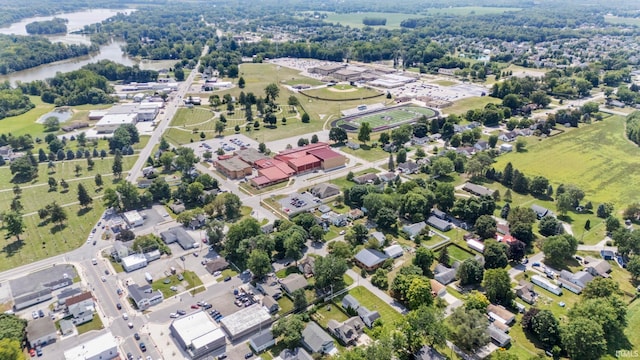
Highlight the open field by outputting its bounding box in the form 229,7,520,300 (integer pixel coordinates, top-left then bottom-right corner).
494,116,640,211
444,244,475,263
76,315,104,335
443,96,501,115
625,300,640,352
604,15,640,26
337,105,436,132
170,107,214,127
301,86,381,101
344,285,402,324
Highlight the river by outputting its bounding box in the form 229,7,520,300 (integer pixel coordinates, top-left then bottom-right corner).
0,8,144,85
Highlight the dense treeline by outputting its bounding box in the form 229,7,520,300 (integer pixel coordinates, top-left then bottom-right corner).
626,112,640,146
0,35,96,75
39,70,114,106
25,18,67,35
82,60,158,83
0,85,34,120
362,17,386,26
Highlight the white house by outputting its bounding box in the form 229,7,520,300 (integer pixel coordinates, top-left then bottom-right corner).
122,210,144,227
121,254,148,272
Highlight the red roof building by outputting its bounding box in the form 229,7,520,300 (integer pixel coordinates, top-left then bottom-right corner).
274,142,345,174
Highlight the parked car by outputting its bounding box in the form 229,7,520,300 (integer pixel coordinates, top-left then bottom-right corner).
244,352,254,359
116,303,122,310
224,276,231,282
128,322,134,329
122,313,128,320
169,313,178,318
134,333,140,340
126,353,134,360
104,270,110,275
218,354,227,360
36,347,42,357
177,310,186,315
191,304,199,309
203,304,212,310
117,288,123,295
29,349,35,357
139,342,146,352
32,311,39,319
38,310,45,318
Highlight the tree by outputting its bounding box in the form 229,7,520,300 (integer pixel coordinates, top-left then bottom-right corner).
388,154,395,171
309,225,325,243
0,338,21,360
301,112,310,123
457,258,484,285
48,202,67,225
357,122,371,143
4,211,25,240
112,151,123,178
94,173,103,188
272,314,305,350
77,183,92,208
431,157,454,176
399,305,448,353
379,132,390,144
174,147,199,175
371,268,389,290
9,156,37,181
483,240,508,269
247,250,271,279
396,149,407,164
310,134,319,144
174,67,185,81
530,310,561,348
582,277,620,299
597,203,614,219
561,318,607,360
159,151,174,172
238,76,245,88
413,247,435,275
488,134,498,148
9,198,22,213
483,268,514,306
264,83,280,102
329,127,347,143
538,215,562,237
314,254,348,291
292,288,307,311
506,240,526,262
474,215,496,239
328,241,352,259
628,256,640,281
438,247,450,266
406,277,433,309
465,290,490,311
346,223,369,246
448,308,490,352
214,120,225,136
60,179,69,192
515,137,527,152
542,234,578,266
48,177,58,191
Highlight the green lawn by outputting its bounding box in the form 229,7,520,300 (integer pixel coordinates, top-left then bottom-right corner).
277,296,294,314
339,144,388,162
0,96,55,136
301,87,382,101
170,107,214,127
444,96,501,115
431,80,457,86
625,300,640,352
314,302,350,328
282,78,325,87
445,244,475,263
494,116,640,211
76,315,104,335
151,270,203,295
345,286,402,324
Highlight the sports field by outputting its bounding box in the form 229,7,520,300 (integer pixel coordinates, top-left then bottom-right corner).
339,105,437,131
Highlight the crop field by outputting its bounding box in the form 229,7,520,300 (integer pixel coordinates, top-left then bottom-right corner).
337,105,436,132
494,115,640,208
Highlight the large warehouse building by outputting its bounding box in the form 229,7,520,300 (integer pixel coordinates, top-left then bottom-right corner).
64,332,118,360
220,303,272,340
170,311,226,359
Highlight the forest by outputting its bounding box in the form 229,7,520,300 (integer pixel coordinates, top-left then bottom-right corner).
82,60,159,83
0,84,34,120
0,35,96,75
25,18,68,35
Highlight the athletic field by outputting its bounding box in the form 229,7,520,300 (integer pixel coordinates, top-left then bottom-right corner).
335,105,437,132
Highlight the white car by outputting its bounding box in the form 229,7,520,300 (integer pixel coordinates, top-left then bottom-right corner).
32,311,39,319
169,313,179,318
122,313,128,320
339,230,346,235
213,271,222,277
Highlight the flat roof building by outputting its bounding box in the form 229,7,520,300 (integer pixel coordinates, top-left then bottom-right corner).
170,311,226,359
214,156,252,179
27,317,57,348
160,226,196,250
64,332,118,360
235,148,269,165
122,210,144,227
95,113,137,133
220,303,272,340
121,253,148,272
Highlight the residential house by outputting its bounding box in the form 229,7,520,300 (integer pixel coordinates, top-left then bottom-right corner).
515,281,536,304
341,295,360,312
559,270,594,289
432,208,447,220
65,292,95,325
128,284,163,310
415,346,446,360
378,172,396,183
462,183,495,197
430,279,447,297
301,322,335,354
160,226,196,250
353,173,379,184
531,204,554,219
327,212,348,227
397,161,419,174
327,317,364,345
298,257,315,278
274,348,314,360
205,258,230,274
427,216,452,232
281,274,308,294
262,296,279,314
188,214,207,230
353,249,388,271
411,136,429,145
434,264,457,285
500,143,513,152
311,183,340,199
318,205,332,214
487,304,515,325
250,331,275,353
348,209,364,220
474,140,489,152
0,145,13,160
384,244,403,259
169,202,186,214
498,131,518,142
59,319,74,336
489,324,512,347
402,221,427,240
496,223,510,235
369,231,386,245
583,256,612,277
357,306,381,328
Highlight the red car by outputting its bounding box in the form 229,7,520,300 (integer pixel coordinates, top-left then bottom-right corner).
29,349,36,357
191,304,199,309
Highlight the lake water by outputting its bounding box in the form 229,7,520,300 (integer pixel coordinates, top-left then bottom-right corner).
0,8,142,84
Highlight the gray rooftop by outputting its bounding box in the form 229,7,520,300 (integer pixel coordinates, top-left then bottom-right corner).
354,248,388,268
302,321,334,353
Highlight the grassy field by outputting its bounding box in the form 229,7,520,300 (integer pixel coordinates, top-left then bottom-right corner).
345,286,402,324
339,143,388,162
151,270,203,295
282,78,325,87
345,106,436,131
76,315,104,335
170,107,214,127
302,86,382,101
432,80,457,86
494,116,640,211
314,302,350,328
604,15,640,26
445,244,475,263
625,300,640,351
0,96,55,136
443,96,501,115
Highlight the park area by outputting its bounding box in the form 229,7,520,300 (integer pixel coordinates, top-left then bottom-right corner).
336,105,437,132
300,86,382,101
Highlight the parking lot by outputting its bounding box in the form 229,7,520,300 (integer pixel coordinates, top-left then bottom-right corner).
278,192,320,217
182,134,260,161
